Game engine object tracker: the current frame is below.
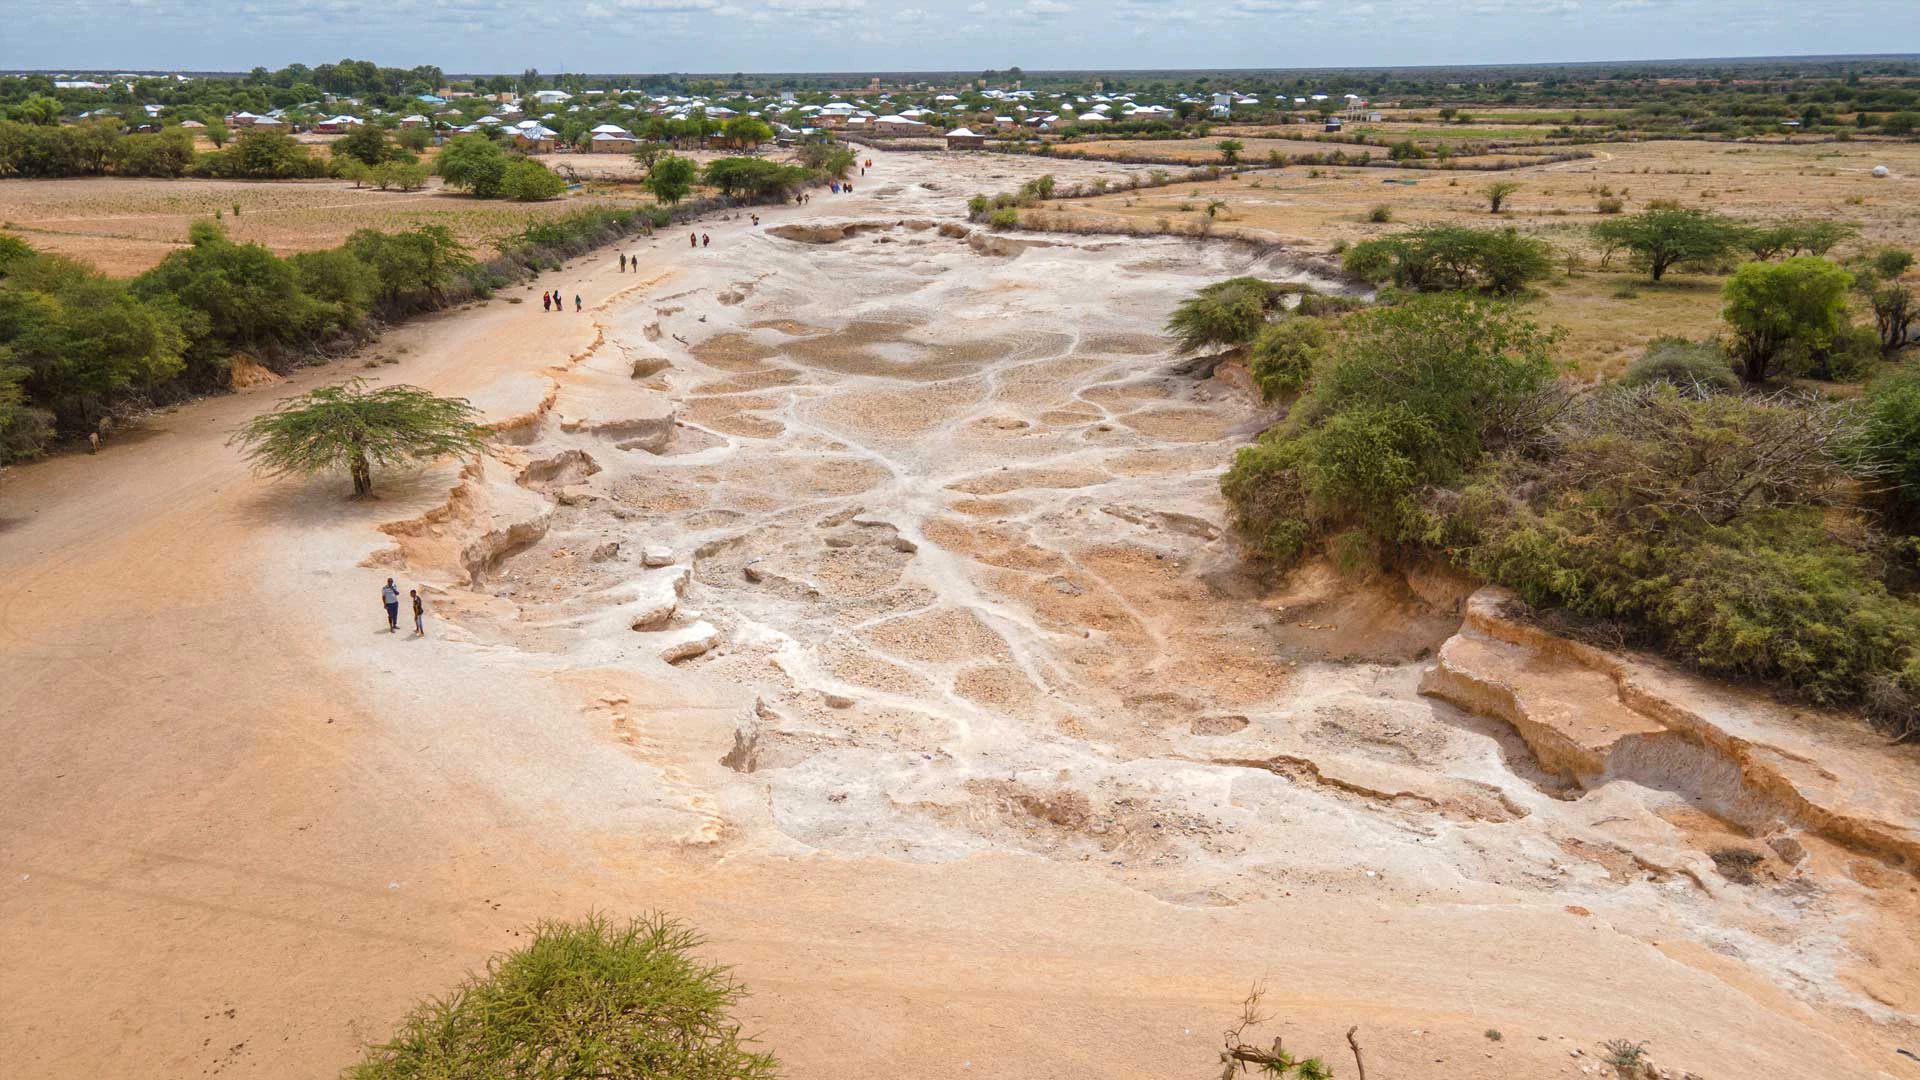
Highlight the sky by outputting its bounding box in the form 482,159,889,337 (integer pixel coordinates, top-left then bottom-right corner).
2,0,1915,76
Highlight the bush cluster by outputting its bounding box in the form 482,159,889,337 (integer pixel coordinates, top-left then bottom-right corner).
1213,286,1920,736
1343,224,1555,296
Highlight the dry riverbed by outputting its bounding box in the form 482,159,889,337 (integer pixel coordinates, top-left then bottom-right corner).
3,148,1917,1080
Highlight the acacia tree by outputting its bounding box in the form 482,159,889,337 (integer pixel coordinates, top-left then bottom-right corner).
230,379,488,497
721,116,773,149
1722,256,1853,383
1483,180,1519,213
1217,138,1244,164
1591,207,1745,281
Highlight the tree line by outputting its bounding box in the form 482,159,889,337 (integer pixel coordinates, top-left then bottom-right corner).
0,201,680,463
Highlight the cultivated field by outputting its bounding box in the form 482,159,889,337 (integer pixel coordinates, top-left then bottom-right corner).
0,176,655,276
1034,137,1920,376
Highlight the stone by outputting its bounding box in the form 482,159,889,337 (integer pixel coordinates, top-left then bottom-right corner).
590,541,621,562
642,545,675,568
656,621,720,663
623,566,691,631
1767,835,1807,865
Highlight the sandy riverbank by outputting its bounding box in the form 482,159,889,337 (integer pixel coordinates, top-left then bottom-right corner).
3,147,1916,1080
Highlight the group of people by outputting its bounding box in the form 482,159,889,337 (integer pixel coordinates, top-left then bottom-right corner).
689,232,711,248
381,578,426,636
540,290,580,312
828,181,856,195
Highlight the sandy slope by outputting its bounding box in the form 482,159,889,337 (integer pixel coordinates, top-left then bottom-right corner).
2,149,1915,1080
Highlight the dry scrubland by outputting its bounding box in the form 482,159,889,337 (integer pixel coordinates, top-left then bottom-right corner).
1039,137,1920,377
0,175,654,277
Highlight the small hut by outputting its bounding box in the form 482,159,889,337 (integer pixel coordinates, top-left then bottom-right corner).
945,127,984,150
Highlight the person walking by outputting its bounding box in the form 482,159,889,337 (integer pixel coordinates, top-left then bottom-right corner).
690,232,698,248
574,294,582,312
619,253,627,272
381,579,400,633
542,291,551,312
410,589,425,636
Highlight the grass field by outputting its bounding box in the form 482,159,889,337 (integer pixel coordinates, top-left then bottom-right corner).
1023,137,1920,378
0,175,655,277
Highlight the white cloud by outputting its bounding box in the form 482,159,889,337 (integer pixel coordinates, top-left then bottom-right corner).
765,0,865,11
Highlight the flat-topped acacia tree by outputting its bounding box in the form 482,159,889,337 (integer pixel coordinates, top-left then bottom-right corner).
230,378,487,497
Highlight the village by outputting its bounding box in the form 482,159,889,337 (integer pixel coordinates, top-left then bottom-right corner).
45,69,1378,152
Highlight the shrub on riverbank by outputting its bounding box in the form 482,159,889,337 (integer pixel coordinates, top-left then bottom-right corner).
1217,288,1920,735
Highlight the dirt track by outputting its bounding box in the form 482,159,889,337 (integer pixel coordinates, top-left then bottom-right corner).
3,148,1916,1080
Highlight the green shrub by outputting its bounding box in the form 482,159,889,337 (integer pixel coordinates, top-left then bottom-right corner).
1596,196,1625,214
1367,204,1393,223
436,133,511,197
1847,366,1920,526
1722,256,1853,383
1342,225,1553,296
1431,384,1918,726
1223,295,1558,562
1247,318,1331,401
1620,336,1738,393
1165,277,1305,353
1795,321,1881,382
372,159,430,192
988,206,1020,230
499,158,566,201
345,914,778,1080
193,129,327,179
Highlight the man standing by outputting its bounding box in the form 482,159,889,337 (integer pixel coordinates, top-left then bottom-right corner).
382,579,400,633
410,588,425,636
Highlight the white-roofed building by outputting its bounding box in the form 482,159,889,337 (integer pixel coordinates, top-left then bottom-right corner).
874,114,931,135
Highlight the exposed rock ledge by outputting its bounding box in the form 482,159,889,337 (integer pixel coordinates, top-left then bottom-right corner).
1422,588,1920,872
371,457,552,585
